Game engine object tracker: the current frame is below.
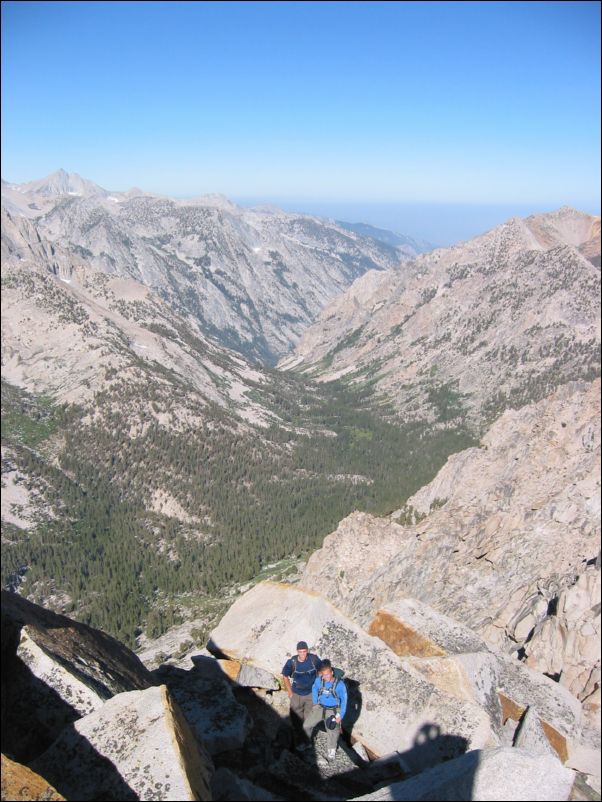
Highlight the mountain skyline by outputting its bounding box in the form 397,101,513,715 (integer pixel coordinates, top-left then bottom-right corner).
4,167,600,248
2,2,599,219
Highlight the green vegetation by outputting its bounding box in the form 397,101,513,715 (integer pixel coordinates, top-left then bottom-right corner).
1,372,475,647
1,384,60,448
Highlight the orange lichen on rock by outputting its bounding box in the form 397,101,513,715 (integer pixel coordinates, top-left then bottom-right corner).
368,609,447,657
497,692,568,763
1,754,65,801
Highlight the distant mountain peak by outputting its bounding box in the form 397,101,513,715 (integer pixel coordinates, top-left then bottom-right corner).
14,169,108,199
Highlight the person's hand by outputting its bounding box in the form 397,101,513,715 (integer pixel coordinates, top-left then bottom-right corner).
287,688,293,698
335,714,341,723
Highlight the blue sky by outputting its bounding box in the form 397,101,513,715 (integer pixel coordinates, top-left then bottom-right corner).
1,1,600,241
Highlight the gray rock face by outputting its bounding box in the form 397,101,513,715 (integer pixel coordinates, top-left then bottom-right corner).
301,380,601,711
2,590,153,697
1,590,154,762
237,662,281,690
16,628,108,717
369,599,491,657
521,569,601,712
3,173,411,363
208,582,497,760
283,207,600,430
352,747,575,801
513,706,559,757
159,658,253,754
496,652,583,757
31,685,214,801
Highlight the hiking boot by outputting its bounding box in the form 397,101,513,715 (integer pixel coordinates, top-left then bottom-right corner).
327,748,337,761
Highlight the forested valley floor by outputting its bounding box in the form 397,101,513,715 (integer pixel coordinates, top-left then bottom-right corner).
1,373,474,647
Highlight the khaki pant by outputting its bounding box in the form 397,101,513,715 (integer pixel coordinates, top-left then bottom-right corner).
290,692,314,743
303,704,341,751
290,692,314,722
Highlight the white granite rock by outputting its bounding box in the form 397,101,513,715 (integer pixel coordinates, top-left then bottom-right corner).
17,629,106,717
31,684,214,801
352,746,575,801
160,657,253,755
208,581,497,760
513,707,559,757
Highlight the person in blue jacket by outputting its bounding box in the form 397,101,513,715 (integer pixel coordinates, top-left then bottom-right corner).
301,658,347,760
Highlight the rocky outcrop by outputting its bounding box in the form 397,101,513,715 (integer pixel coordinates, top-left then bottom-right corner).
30,685,214,801
301,380,601,711
368,599,490,658
208,581,497,760
513,707,559,757
521,569,601,710
0,754,65,801
364,596,582,764
352,747,575,801
1,582,593,800
1,590,154,762
156,658,253,755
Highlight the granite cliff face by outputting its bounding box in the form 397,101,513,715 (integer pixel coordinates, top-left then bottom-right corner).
282,207,600,430
2,171,416,363
2,183,455,650
300,379,601,728
1,204,277,421
1,590,153,763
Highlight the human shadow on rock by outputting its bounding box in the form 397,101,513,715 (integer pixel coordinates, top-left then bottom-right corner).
162,656,474,802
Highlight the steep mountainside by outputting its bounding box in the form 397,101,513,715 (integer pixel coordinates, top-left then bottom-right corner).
282,207,601,430
2,171,416,363
301,379,601,723
1,191,469,647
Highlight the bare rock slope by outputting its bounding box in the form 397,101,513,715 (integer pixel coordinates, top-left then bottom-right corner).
282,207,601,429
301,379,601,716
3,171,416,363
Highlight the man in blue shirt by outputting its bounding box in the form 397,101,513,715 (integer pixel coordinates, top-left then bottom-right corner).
302,659,347,760
281,641,321,746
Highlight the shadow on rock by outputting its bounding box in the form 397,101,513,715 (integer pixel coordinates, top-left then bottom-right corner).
163,655,474,801
29,724,138,801
400,723,469,775
1,633,81,763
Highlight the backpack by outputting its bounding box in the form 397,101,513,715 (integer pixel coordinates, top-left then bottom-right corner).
291,653,320,675
317,668,345,706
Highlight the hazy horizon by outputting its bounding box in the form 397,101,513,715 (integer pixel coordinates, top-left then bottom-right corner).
3,164,600,247
234,197,602,247
2,1,600,218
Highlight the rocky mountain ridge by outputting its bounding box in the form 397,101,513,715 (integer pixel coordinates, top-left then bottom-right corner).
2,187,461,648
2,176,600,802
2,171,423,363
281,207,600,431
